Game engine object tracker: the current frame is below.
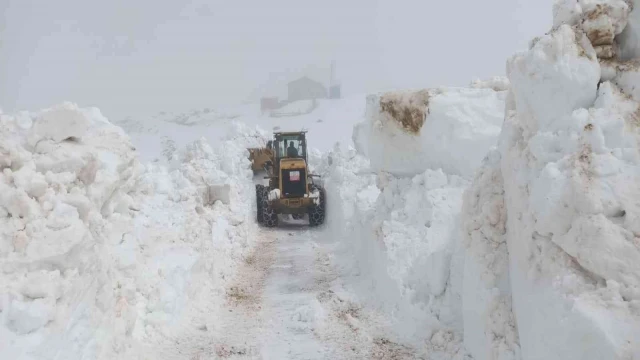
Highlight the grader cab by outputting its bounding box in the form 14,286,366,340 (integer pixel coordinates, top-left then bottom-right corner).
254,131,326,227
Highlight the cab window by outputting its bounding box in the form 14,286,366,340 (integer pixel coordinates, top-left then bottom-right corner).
276,136,305,158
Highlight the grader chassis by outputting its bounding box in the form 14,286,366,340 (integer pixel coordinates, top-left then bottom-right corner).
253,131,326,228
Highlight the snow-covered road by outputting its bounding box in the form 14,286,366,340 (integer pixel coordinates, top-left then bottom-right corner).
150,219,425,360
258,225,333,359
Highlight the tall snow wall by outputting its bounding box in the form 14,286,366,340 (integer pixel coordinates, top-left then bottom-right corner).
323,81,509,359
462,1,640,359
478,1,640,359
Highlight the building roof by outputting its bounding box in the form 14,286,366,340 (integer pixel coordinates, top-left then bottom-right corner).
247,67,331,101
288,76,325,87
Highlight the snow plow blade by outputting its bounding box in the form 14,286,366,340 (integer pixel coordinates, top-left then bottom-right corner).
248,147,274,173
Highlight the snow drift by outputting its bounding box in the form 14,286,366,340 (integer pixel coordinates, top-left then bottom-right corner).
0,103,260,359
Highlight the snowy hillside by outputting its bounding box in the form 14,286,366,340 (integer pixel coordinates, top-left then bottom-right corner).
115,96,366,164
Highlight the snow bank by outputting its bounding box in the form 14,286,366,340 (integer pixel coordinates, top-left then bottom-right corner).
354,86,506,178
0,102,143,358
321,148,469,358
494,19,640,359
322,81,512,358
328,6,640,356
460,4,640,359
0,104,260,359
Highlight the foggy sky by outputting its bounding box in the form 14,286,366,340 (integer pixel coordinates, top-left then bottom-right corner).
0,0,552,120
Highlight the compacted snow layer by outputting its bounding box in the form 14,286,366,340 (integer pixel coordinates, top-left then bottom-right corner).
0,104,260,359
354,87,506,178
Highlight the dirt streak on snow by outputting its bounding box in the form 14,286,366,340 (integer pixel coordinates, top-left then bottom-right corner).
211,229,278,359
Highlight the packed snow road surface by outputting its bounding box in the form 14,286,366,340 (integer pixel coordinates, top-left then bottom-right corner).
163,220,425,360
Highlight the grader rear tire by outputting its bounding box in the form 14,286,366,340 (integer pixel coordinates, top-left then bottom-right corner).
255,185,265,223
308,187,326,227
260,190,278,227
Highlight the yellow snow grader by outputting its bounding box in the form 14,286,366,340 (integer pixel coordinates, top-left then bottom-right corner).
252,131,326,227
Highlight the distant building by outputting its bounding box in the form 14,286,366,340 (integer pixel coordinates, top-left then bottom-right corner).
328,60,340,99
287,76,327,102
260,96,280,113
329,84,341,99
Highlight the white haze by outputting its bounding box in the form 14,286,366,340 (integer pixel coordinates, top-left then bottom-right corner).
0,0,552,120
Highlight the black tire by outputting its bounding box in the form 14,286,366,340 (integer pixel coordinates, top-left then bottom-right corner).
308,186,326,227
255,185,264,223
261,189,278,227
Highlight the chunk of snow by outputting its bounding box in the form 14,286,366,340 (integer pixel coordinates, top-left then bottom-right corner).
618,0,640,60
20,270,64,300
30,102,90,143
268,188,280,201
207,183,231,205
507,25,600,134
553,0,583,27
469,76,510,92
611,60,640,102
5,298,56,334
553,0,631,59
